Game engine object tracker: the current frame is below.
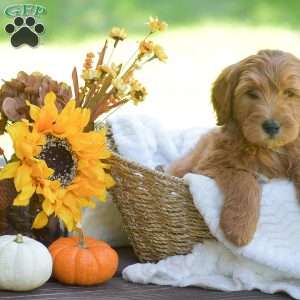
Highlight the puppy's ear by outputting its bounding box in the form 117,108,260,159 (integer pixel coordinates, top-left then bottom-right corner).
212,64,240,126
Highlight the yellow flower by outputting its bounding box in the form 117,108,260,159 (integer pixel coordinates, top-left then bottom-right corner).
139,40,154,55
82,69,101,81
153,44,168,62
97,64,117,78
0,92,115,231
147,16,168,33
130,79,147,105
112,78,129,97
109,27,128,41
83,52,95,70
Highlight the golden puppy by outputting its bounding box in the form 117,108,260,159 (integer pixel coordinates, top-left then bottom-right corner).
167,50,300,246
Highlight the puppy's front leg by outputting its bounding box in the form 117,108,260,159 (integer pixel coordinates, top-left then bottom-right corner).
166,155,195,177
214,170,261,246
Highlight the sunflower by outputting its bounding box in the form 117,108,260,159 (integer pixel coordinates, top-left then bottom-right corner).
0,92,115,231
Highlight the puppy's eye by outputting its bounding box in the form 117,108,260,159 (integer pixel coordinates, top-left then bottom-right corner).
246,90,259,99
284,89,295,97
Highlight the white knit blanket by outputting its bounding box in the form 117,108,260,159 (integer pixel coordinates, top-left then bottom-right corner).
109,114,300,299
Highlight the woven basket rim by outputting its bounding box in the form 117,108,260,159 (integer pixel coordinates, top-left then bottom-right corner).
110,151,187,185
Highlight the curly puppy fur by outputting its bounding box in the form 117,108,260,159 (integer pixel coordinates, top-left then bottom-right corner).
167,50,300,246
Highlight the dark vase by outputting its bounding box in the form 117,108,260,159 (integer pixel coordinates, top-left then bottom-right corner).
0,179,64,246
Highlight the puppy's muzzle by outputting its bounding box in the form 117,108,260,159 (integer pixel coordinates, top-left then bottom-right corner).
262,119,280,136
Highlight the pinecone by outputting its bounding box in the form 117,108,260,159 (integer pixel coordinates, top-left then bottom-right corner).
0,71,72,134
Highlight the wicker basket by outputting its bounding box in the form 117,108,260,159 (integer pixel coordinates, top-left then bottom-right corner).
108,152,214,262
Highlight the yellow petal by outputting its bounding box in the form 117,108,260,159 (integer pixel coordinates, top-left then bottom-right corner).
96,189,107,201
69,176,103,197
54,197,63,211
39,186,56,203
52,100,76,135
52,100,91,137
31,159,54,179
26,100,41,121
13,184,35,206
78,108,91,131
7,122,29,141
44,92,57,107
63,194,81,223
42,198,55,216
7,122,43,160
32,211,49,229
0,161,20,180
56,206,74,231
36,92,58,132
17,143,35,160
78,197,96,208
105,173,115,188
67,107,90,135
14,163,32,191
69,130,111,160
78,160,105,181
30,128,46,148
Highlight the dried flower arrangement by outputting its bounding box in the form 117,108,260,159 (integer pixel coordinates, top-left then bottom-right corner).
75,16,167,125
0,17,167,234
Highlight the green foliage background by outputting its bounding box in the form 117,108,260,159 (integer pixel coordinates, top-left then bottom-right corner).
0,0,300,43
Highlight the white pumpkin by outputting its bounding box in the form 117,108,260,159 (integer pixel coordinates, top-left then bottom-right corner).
0,234,53,291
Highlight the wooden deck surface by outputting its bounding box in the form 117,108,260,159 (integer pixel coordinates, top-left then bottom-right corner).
0,247,292,300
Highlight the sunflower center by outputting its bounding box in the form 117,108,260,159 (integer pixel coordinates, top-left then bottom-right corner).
38,135,78,187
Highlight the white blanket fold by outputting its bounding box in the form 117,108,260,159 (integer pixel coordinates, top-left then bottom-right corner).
109,114,300,299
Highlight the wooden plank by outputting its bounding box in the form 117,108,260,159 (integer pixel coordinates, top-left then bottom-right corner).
0,278,291,300
0,247,292,300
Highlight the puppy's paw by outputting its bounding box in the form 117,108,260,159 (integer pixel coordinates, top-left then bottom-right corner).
165,162,188,177
220,206,257,247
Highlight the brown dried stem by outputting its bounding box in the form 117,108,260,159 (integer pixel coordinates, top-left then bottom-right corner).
96,40,108,67
72,67,80,105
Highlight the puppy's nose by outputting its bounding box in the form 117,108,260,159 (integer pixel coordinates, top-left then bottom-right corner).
262,119,280,136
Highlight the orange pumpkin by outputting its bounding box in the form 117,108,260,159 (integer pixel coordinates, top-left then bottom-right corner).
48,229,119,285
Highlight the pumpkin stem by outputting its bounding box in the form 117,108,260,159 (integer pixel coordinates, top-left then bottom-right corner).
75,225,87,248
14,234,24,244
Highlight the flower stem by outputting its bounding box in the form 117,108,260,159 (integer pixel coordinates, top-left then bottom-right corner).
75,226,87,249
107,45,116,65
14,234,24,244
96,40,108,67
97,101,128,125
121,31,153,74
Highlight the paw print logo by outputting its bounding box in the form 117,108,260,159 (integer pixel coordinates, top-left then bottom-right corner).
5,16,45,48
